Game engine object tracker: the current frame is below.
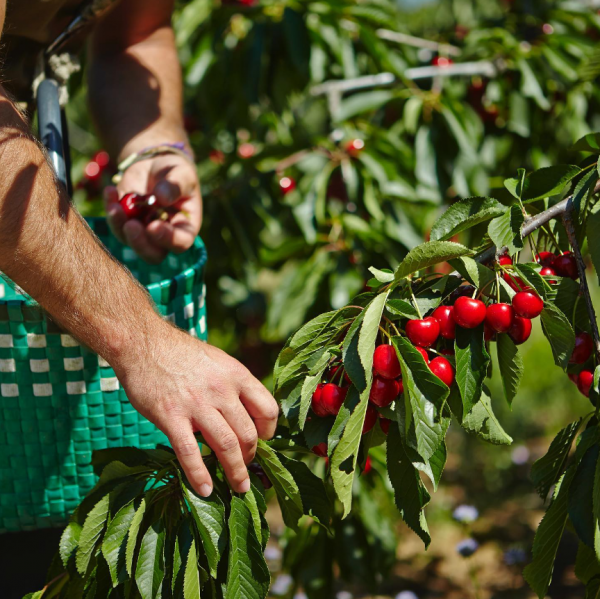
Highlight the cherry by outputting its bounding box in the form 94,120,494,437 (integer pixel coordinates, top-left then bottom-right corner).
498,255,513,267
119,193,156,221
238,142,256,159
508,316,532,345
329,365,352,385
311,383,329,418
568,372,579,385
429,356,455,387
440,348,455,356
209,149,226,165
512,291,544,319
540,267,557,284
432,56,453,67
577,370,594,397
248,463,272,489
570,332,594,364
362,456,372,475
373,345,401,379
93,150,111,170
450,285,476,304
416,347,430,364
432,306,456,340
453,297,487,329
506,276,526,292
484,321,496,342
486,303,514,333
380,417,391,435
406,317,440,347
279,177,296,194
321,383,347,416
553,252,578,280
312,443,328,457
363,405,378,434
369,376,401,407
536,252,555,268
346,139,365,156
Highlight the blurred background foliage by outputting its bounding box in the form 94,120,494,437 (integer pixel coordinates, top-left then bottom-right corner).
67,0,600,596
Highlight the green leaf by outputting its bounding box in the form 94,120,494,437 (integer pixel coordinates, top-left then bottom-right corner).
135,520,166,599
462,389,512,445
386,425,431,547
569,445,599,548
576,542,600,584
587,202,600,286
368,267,394,283
183,484,226,578
573,168,599,217
513,263,548,299
394,241,473,280
334,90,394,122
524,468,576,598
430,197,507,241
76,494,110,576
102,500,137,587
496,334,524,406
342,309,367,392
126,497,147,577
540,302,576,370
183,539,201,599
594,448,600,561
519,165,582,202
225,497,270,599
518,57,550,110
299,367,327,430
455,325,490,417
59,521,82,568
572,133,600,153
488,205,525,255
385,299,420,319
357,291,389,383
448,257,495,291
531,420,581,500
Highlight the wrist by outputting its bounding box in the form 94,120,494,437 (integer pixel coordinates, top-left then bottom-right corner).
117,128,192,164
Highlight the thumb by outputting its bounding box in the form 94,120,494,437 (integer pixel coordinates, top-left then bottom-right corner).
152,163,197,207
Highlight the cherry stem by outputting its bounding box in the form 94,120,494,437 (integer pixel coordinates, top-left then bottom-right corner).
562,202,600,365
382,315,401,337
496,271,500,304
410,288,423,319
378,326,392,341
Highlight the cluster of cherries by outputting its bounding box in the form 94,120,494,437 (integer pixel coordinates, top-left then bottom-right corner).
119,193,159,223
78,150,112,199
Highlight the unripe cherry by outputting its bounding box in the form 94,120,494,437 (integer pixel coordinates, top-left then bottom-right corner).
363,405,378,434
577,370,594,397
486,303,515,333
512,291,544,319
453,296,487,329
508,316,532,345
429,356,455,387
321,383,347,416
406,317,440,347
369,376,401,408
432,305,456,340
311,383,329,417
570,332,594,364
373,345,401,379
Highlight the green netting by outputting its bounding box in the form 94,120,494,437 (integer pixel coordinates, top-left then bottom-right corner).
0,218,207,533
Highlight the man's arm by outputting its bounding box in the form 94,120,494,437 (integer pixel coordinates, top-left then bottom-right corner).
88,0,200,263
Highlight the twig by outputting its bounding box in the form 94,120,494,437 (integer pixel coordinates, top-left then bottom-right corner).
376,29,462,56
562,201,600,363
405,61,498,80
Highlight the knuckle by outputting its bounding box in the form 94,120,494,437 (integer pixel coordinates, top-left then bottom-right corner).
264,402,280,422
217,431,239,454
239,426,258,448
172,438,199,459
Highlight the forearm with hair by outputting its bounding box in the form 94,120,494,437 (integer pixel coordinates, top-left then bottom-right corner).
0,92,164,366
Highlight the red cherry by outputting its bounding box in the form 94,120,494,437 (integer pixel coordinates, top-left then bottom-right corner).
540,267,557,284
570,332,594,364
373,345,401,379
380,417,391,435
346,139,365,156
486,303,515,333
238,142,256,159
513,291,544,319
453,297,487,329
119,193,156,221
363,405,378,434
362,456,372,475
93,150,111,170
432,306,456,340
432,56,453,67
577,370,594,397
209,150,226,165
508,316,532,345
536,252,555,268
506,276,527,292
312,443,328,457
369,376,401,408
440,348,455,356
498,255,513,267
311,383,329,418
429,356,455,387
484,321,496,342
279,176,296,194
450,285,476,304
329,365,352,385
416,347,430,364
406,317,440,347
568,372,579,385
321,383,347,416
553,253,578,280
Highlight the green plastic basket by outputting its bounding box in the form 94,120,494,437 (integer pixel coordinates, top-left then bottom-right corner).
0,218,208,533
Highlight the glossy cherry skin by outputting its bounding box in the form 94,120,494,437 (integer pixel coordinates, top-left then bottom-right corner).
406,317,440,348
432,306,456,340
373,345,401,379
432,56,453,67
279,177,296,194
484,321,496,342
312,443,328,457
321,383,347,416
363,405,378,434
577,370,594,397
512,291,544,319
429,356,455,387
498,255,513,267
508,316,532,345
362,455,372,475
416,347,430,364
568,372,579,385
553,252,578,279
540,267,557,284
486,303,515,333
453,297,487,329
311,383,329,417
369,376,401,407
329,365,352,385
536,252,555,268
379,417,391,435
119,193,155,220
570,332,594,364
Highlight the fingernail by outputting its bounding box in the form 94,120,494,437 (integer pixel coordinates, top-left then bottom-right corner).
199,483,212,497
238,478,251,494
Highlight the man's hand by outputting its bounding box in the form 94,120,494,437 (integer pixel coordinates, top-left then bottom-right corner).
104,152,202,264
116,321,279,496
